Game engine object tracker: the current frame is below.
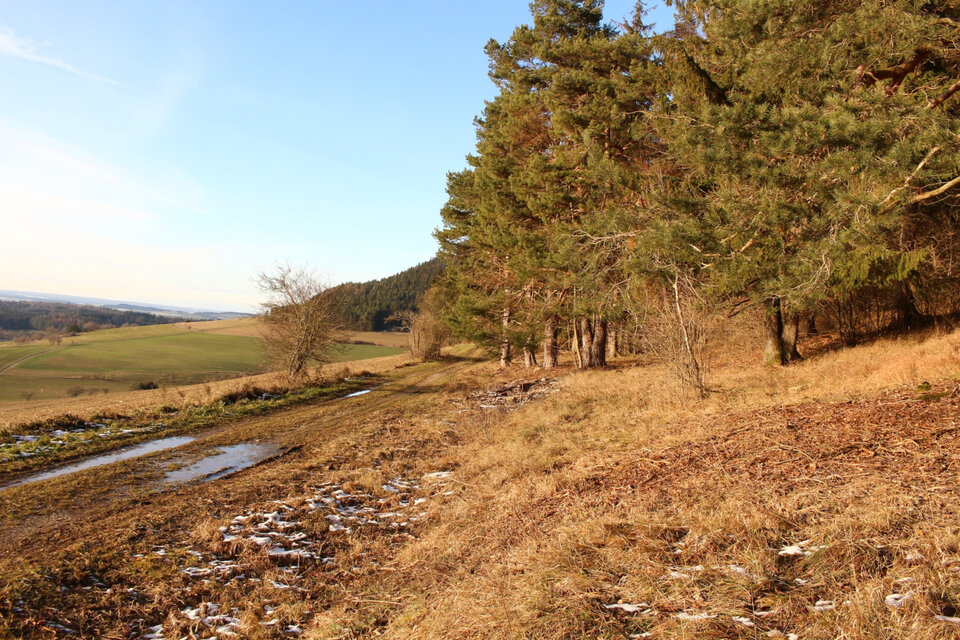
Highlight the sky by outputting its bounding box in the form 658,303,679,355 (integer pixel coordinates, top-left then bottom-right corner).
0,1,675,313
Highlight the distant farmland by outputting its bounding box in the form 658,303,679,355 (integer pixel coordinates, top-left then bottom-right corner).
0,320,404,402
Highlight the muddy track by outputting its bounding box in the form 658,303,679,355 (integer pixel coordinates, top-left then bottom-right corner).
0,348,56,375
0,358,474,553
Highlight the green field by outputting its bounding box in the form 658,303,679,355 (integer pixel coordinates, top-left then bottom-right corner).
0,345,49,372
0,323,403,402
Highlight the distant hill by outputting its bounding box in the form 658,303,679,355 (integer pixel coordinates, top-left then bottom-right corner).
0,290,249,321
332,258,443,331
0,300,182,341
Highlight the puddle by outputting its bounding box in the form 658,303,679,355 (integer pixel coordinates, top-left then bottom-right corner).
343,389,372,398
2,436,196,490
163,443,281,484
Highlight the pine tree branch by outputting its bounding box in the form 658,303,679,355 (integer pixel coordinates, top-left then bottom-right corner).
856,49,930,95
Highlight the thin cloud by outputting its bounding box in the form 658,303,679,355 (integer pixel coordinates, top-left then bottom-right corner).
0,26,118,85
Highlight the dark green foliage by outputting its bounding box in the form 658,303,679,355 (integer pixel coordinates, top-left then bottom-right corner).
0,301,178,341
438,0,960,366
330,259,443,331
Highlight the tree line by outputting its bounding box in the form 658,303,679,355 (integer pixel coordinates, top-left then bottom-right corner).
0,301,179,341
435,0,960,372
331,258,444,331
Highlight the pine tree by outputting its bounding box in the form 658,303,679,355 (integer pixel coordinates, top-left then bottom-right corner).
656,0,960,363
438,1,664,368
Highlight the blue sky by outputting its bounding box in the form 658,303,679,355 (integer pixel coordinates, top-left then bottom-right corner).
0,1,674,312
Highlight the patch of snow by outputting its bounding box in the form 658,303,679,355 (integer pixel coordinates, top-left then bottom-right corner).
778,539,829,557
726,564,755,579
674,611,716,620
885,592,912,608
141,624,165,639
668,565,704,579
604,602,649,613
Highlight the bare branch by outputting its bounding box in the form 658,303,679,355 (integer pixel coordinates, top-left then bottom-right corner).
257,264,342,379
928,78,960,109
909,174,960,204
881,146,942,206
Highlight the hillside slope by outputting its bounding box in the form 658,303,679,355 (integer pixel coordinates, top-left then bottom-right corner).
332,258,443,331
0,329,958,639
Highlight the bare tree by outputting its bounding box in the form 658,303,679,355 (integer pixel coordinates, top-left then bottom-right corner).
641,270,714,400
45,329,62,346
388,288,448,362
257,264,341,379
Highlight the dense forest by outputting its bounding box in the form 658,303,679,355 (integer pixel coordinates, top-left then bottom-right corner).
0,301,179,341
435,0,960,378
332,259,443,331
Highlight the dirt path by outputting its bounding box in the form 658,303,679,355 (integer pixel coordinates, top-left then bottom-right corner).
0,357,474,553
0,348,55,375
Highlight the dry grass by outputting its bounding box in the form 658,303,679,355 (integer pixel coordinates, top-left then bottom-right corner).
175,318,267,338
345,331,410,349
177,318,410,349
1,327,959,639
302,326,960,639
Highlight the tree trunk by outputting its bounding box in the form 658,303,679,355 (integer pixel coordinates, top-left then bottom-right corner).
892,284,923,331
499,308,511,368
805,315,818,335
591,317,607,367
523,345,537,368
607,327,618,360
579,317,594,369
571,320,582,369
762,298,786,366
781,312,802,363
542,318,558,369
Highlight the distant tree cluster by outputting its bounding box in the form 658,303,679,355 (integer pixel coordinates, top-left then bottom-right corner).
0,301,179,342
331,259,444,331
436,0,960,373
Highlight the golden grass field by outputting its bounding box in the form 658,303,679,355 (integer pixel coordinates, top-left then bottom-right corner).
175,317,411,349
1,319,959,639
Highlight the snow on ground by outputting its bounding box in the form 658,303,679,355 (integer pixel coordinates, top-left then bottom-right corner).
1,420,166,463
136,471,457,639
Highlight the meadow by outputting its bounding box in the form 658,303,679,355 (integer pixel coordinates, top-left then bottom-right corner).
0,320,404,402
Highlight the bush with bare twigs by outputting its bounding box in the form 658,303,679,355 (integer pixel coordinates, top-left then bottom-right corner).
257,264,342,379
